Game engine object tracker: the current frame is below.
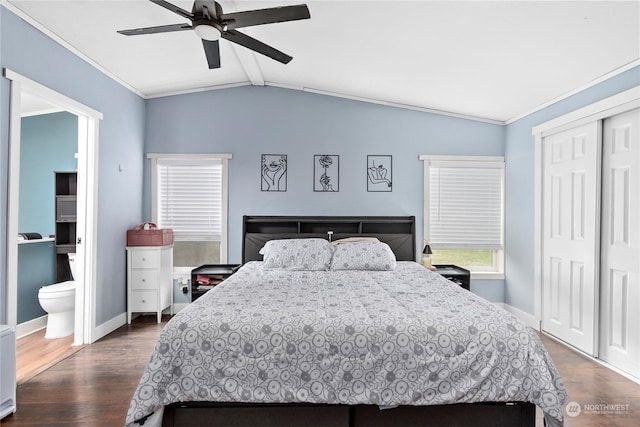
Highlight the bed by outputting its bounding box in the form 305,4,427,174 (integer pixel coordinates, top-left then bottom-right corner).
125,215,567,427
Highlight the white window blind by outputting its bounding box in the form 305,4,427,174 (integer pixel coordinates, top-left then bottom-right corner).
157,159,222,241
428,160,504,250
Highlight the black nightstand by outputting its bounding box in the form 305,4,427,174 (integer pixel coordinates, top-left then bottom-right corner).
433,264,471,291
190,264,240,302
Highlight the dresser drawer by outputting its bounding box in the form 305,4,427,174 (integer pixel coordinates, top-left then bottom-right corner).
130,250,160,268
130,269,159,290
130,290,157,312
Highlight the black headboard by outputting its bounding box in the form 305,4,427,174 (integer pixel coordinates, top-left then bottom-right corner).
242,215,416,263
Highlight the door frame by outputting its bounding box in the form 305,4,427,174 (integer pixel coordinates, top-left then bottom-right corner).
4,68,102,345
533,87,640,329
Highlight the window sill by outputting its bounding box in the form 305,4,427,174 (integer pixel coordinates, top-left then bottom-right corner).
470,272,505,280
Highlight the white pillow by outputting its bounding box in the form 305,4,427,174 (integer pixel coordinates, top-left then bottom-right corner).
331,237,380,245
260,238,333,271
330,241,397,271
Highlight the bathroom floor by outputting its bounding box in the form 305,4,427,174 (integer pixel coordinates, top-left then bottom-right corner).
16,329,83,384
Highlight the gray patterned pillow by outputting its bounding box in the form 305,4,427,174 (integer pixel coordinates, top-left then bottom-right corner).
259,238,333,270
330,241,397,270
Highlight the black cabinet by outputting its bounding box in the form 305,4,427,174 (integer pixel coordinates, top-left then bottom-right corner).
434,264,470,291
54,172,77,282
190,264,240,302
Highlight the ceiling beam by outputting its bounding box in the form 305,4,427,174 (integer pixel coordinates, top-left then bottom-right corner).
225,1,265,86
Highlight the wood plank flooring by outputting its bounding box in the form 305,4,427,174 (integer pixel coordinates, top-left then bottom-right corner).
15,329,82,385
2,315,639,426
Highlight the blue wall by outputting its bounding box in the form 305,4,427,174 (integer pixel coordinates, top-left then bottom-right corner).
144,86,506,301
20,111,77,237
1,6,146,325
504,66,640,315
17,240,54,324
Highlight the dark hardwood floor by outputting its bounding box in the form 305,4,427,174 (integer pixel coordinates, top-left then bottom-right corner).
2,315,639,426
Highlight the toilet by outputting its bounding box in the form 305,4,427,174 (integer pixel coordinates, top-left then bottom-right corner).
38,253,77,339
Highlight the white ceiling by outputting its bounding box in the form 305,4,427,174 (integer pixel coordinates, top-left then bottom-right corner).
6,0,640,123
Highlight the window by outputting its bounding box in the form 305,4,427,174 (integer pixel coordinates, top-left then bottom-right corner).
421,156,504,276
149,154,231,267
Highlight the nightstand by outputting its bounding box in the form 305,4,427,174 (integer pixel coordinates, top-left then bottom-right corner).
190,264,240,302
126,245,173,323
433,264,471,291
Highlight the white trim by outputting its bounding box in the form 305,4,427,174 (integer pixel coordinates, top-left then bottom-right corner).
147,153,232,160
144,82,251,99
508,59,640,124
0,1,144,98
4,68,101,347
471,272,505,281
172,303,190,314
532,86,640,135
501,303,539,330
419,155,505,162
3,69,103,120
15,316,47,339
268,83,504,125
92,313,127,342
6,77,22,328
532,85,640,331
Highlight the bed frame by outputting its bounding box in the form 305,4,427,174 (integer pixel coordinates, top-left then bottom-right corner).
161,215,536,427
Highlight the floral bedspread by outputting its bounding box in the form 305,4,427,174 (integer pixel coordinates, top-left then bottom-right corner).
126,262,567,426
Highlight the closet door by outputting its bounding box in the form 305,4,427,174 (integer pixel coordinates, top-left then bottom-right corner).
542,122,600,355
599,108,640,378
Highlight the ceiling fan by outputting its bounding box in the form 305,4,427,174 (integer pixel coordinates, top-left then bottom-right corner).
117,0,310,69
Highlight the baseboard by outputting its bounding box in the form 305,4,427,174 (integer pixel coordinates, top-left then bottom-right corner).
173,303,189,314
92,312,126,343
500,303,540,330
16,315,47,339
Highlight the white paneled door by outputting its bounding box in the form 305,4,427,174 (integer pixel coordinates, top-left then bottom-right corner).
599,108,640,378
542,122,600,355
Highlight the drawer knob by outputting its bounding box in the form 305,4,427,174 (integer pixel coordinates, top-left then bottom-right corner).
142,278,146,282
142,299,146,303
142,257,146,261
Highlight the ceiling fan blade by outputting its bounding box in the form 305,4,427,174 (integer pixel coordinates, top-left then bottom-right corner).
222,29,292,64
222,4,310,30
117,23,192,36
202,39,221,69
149,0,194,20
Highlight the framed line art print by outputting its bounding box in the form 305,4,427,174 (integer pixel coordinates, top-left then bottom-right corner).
367,155,392,192
261,154,287,191
314,155,339,192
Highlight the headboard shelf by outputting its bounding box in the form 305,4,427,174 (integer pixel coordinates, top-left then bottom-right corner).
242,215,416,263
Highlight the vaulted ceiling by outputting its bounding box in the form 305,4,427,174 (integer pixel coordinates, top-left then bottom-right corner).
7,1,640,123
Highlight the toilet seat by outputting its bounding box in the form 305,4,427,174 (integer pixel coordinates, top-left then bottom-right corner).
39,281,75,298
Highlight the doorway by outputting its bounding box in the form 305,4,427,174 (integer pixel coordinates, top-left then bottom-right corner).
4,69,101,345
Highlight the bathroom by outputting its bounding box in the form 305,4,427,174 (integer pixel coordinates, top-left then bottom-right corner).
16,101,79,380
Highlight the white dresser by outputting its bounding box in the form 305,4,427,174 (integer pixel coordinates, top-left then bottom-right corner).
126,245,173,323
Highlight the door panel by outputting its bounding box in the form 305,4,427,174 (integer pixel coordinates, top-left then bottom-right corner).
599,108,640,378
542,122,600,355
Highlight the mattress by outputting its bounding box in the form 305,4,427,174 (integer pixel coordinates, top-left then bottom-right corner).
126,262,567,426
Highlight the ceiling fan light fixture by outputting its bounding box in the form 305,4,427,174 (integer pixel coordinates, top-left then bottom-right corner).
194,24,221,41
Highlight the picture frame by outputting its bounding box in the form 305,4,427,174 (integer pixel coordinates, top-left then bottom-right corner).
314,155,339,192
261,154,287,192
367,155,392,192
